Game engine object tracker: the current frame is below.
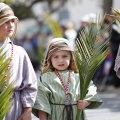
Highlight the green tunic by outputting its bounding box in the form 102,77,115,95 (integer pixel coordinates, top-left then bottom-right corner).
32,70,103,120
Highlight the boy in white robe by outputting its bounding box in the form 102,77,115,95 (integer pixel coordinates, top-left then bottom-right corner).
0,2,37,120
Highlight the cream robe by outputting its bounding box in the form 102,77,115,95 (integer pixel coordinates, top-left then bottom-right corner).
1,41,37,120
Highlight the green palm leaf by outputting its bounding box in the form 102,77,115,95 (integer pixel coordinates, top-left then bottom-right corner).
0,42,13,119
44,14,63,37
112,8,120,22
75,14,111,119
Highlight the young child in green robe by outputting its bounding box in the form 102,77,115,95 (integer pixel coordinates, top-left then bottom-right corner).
33,38,103,120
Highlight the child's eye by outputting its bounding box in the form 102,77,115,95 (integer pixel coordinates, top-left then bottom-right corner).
5,19,15,24
5,21,9,24
63,55,67,58
54,56,58,58
11,19,15,23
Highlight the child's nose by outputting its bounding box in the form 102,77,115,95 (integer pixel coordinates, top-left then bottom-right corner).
59,58,63,62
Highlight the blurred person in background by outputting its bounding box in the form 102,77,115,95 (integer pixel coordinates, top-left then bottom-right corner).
65,22,77,50
60,25,68,39
30,33,40,71
93,14,113,86
22,35,39,71
108,11,120,88
76,14,90,40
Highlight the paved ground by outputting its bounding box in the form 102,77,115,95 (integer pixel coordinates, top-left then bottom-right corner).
32,86,120,120
86,92,120,120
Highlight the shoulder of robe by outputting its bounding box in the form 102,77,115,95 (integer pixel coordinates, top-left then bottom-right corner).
40,72,55,83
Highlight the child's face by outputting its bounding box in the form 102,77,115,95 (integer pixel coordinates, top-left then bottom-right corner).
51,50,71,71
0,19,15,41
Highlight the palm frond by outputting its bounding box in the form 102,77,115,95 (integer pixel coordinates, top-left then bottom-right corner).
75,14,111,119
112,8,120,22
44,14,63,37
0,42,13,119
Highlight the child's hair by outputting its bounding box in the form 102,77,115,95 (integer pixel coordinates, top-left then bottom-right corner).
41,38,78,74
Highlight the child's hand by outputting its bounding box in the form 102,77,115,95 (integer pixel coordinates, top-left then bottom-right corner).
18,107,32,120
77,100,91,110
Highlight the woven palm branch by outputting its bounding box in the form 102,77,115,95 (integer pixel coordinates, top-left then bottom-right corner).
112,8,120,22
75,14,111,120
0,43,13,119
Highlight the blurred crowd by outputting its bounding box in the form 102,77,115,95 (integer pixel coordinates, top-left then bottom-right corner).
14,11,120,89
